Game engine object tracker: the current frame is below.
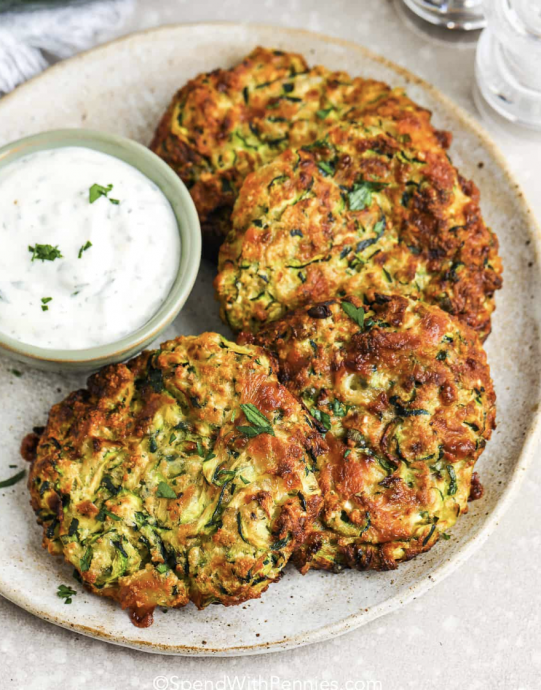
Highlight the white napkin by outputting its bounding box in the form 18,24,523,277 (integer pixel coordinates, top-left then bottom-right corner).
0,0,134,94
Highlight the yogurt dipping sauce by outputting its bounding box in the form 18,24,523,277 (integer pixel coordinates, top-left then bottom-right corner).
0,146,181,349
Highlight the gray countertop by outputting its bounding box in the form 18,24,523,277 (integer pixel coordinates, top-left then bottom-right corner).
2,1,540,688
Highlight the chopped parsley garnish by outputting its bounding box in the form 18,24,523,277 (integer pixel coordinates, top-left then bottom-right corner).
57,584,77,604
28,244,63,262
0,469,26,488
80,547,92,572
312,408,331,432
40,296,52,312
238,403,275,438
89,183,119,205
78,241,92,258
341,301,365,330
316,107,333,120
447,465,458,495
10,369,22,377
96,507,121,522
318,160,335,177
348,180,387,211
331,399,348,417
156,481,177,499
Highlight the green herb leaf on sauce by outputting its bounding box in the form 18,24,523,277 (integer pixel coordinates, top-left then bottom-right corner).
41,297,52,310
156,481,177,499
89,183,119,205
0,469,26,488
28,244,63,262
57,584,77,604
341,301,365,330
78,241,92,259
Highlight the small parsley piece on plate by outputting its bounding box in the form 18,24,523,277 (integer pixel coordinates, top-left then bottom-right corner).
156,481,177,499
0,469,26,488
238,403,275,438
28,243,63,262
78,240,92,258
341,301,365,330
57,584,77,604
89,183,119,205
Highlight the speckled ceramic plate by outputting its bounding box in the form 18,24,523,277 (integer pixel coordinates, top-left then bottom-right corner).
0,23,539,657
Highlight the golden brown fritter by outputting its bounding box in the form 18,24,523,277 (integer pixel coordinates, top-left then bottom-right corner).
241,293,496,572
26,333,324,625
217,121,502,339
150,46,450,257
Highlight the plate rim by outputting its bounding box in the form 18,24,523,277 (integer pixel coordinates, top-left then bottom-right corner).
1,20,540,657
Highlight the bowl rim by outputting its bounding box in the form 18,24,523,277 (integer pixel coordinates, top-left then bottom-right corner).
0,128,201,364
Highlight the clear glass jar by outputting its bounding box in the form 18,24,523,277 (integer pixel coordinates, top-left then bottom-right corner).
401,0,486,30
475,0,541,130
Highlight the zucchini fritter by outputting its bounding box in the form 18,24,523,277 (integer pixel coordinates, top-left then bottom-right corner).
217,121,502,339
27,333,323,625
242,294,496,572
150,47,449,257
